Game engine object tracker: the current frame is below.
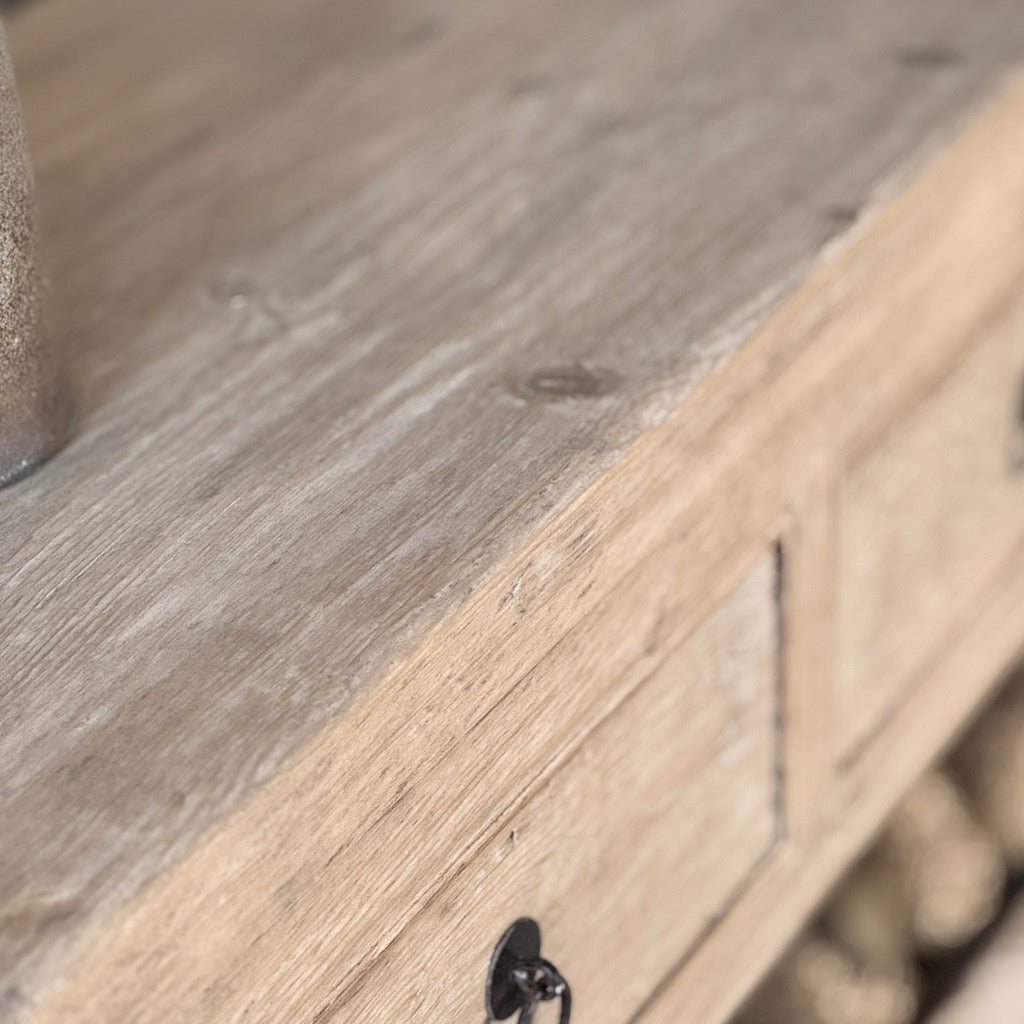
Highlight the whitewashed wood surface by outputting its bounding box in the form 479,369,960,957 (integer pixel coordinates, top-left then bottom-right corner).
3,0,1024,1018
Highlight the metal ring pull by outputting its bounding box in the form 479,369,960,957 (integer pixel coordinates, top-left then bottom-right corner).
485,919,573,1024
510,957,571,1024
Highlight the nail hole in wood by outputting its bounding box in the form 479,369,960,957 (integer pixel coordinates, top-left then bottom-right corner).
894,46,963,69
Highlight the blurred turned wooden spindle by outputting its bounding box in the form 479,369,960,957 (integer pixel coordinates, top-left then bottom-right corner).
822,847,916,984
877,769,1006,954
0,21,68,486
735,762,1010,1024
734,926,918,1024
737,847,920,1024
924,895,1024,1024
950,670,1024,871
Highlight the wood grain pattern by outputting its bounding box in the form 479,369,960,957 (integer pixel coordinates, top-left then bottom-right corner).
334,556,777,1024
637,534,1024,1024
3,0,1024,1020
836,301,1024,756
632,95,1024,1024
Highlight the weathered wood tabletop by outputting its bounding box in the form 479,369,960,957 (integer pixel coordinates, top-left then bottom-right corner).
3,0,1024,1021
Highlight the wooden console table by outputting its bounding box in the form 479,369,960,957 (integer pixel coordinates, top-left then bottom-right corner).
3,1,1024,1022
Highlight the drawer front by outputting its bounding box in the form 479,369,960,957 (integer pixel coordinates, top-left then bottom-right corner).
836,310,1024,755
327,555,779,1024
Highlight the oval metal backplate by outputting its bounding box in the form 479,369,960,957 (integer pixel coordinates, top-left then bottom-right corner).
485,917,542,1020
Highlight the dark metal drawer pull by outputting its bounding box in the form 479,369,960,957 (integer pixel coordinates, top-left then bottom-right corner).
486,918,572,1024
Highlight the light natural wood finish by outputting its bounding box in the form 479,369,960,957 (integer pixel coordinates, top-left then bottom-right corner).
333,556,777,1024
634,84,1024,1024
780,473,838,844
4,0,1024,1022
836,309,1024,756
639,532,1024,1024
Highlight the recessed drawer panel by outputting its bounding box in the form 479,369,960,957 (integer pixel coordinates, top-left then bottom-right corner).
327,555,779,1024
836,305,1024,756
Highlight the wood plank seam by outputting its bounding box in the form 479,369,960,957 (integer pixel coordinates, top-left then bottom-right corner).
624,844,783,1024
636,539,1024,1024
772,538,789,845
305,547,781,1023
780,471,841,841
